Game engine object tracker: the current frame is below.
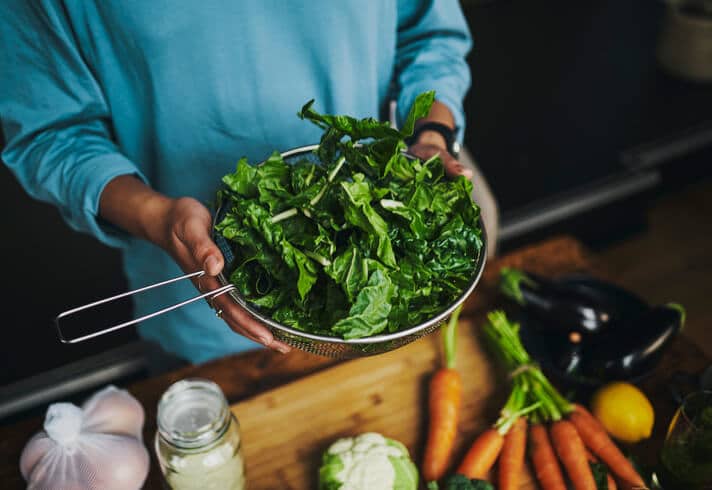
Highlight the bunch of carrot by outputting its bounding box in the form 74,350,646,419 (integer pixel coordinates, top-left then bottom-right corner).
422,310,648,490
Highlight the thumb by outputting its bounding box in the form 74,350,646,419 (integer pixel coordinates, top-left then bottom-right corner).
177,216,224,276
441,153,473,179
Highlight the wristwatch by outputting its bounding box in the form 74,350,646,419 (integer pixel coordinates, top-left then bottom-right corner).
407,121,461,157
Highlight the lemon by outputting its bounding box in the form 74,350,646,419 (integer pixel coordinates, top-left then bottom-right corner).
591,382,654,444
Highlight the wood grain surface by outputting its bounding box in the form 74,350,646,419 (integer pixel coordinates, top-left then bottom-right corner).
0,237,708,489
233,316,535,489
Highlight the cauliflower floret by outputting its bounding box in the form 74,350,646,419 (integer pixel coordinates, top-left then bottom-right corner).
319,433,418,490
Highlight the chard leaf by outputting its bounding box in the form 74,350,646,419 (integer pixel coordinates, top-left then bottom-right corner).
238,201,318,299
298,100,402,141
379,199,426,239
332,269,395,338
222,157,257,197
340,175,397,268
255,152,292,212
384,153,417,182
400,90,436,137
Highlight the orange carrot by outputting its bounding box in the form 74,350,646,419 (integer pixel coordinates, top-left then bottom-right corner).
498,417,528,490
529,423,567,490
422,306,462,483
585,448,617,490
570,406,646,488
550,420,597,490
457,428,504,479
422,368,462,481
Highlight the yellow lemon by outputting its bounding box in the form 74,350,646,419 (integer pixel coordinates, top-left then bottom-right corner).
591,382,654,444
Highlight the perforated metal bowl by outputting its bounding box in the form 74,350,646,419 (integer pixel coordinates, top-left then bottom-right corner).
212,145,487,358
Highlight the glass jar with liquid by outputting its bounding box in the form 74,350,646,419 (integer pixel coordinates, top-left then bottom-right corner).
656,390,712,490
155,378,245,490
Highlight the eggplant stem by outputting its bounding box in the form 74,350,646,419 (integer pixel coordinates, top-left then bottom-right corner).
666,302,686,330
499,267,537,305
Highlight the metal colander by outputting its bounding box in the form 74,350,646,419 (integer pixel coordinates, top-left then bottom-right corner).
211,145,487,358
56,145,487,359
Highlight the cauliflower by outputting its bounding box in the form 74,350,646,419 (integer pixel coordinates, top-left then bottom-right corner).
318,433,418,490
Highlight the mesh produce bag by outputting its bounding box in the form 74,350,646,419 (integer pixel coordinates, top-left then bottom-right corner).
20,385,149,490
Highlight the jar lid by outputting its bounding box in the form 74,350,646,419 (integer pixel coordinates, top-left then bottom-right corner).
157,378,230,449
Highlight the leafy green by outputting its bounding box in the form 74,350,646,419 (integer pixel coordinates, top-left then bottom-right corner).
590,461,610,490
441,475,494,490
216,92,482,338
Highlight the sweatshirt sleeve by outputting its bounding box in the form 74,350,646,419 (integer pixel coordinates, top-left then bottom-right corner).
0,1,147,248
395,0,473,141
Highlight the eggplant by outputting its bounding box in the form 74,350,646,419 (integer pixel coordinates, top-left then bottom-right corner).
554,336,584,375
500,268,620,334
580,303,685,380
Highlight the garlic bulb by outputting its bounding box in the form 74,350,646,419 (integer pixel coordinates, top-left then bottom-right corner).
20,385,149,490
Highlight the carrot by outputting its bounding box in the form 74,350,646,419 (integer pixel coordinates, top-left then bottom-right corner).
498,417,528,490
457,428,504,479
570,406,646,488
585,448,617,490
550,419,597,490
422,368,462,481
529,423,567,490
422,306,462,483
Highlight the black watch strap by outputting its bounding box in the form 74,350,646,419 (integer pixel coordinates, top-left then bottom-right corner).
407,121,460,156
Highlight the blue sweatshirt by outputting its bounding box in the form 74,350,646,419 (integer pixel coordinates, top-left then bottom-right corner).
0,0,472,363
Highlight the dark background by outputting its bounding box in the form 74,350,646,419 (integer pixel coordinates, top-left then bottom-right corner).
1,0,711,409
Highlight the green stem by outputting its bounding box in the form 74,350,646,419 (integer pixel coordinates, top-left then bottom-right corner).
484,309,574,424
273,156,347,224
443,305,462,369
423,152,441,167
667,302,686,330
499,268,536,306
327,156,347,183
496,401,542,434
303,250,332,267
270,208,298,223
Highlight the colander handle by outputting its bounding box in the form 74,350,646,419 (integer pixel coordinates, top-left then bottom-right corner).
55,271,236,344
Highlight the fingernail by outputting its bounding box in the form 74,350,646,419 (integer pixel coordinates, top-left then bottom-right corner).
276,344,291,354
204,256,220,275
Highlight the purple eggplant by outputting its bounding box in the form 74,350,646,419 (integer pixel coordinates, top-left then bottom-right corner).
505,267,686,386
499,268,648,335
581,303,685,379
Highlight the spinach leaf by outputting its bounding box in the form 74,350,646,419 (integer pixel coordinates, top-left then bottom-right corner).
400,90,436,137
332,269,395,339
340,175,397,268
298,100,402,141
222,157,257,197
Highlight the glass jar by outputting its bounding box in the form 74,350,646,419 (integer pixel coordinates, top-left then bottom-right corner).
656,390,712,490
155,378,245,490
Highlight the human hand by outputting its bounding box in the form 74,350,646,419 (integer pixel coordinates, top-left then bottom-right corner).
407,131,473,179
150,196,292,353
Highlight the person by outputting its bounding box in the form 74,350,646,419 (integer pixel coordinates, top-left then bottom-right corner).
0,1,497,363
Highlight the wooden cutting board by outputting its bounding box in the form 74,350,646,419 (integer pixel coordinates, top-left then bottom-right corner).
231,317,537,490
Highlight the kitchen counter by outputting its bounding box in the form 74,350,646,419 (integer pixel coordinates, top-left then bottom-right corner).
1,236,709,489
